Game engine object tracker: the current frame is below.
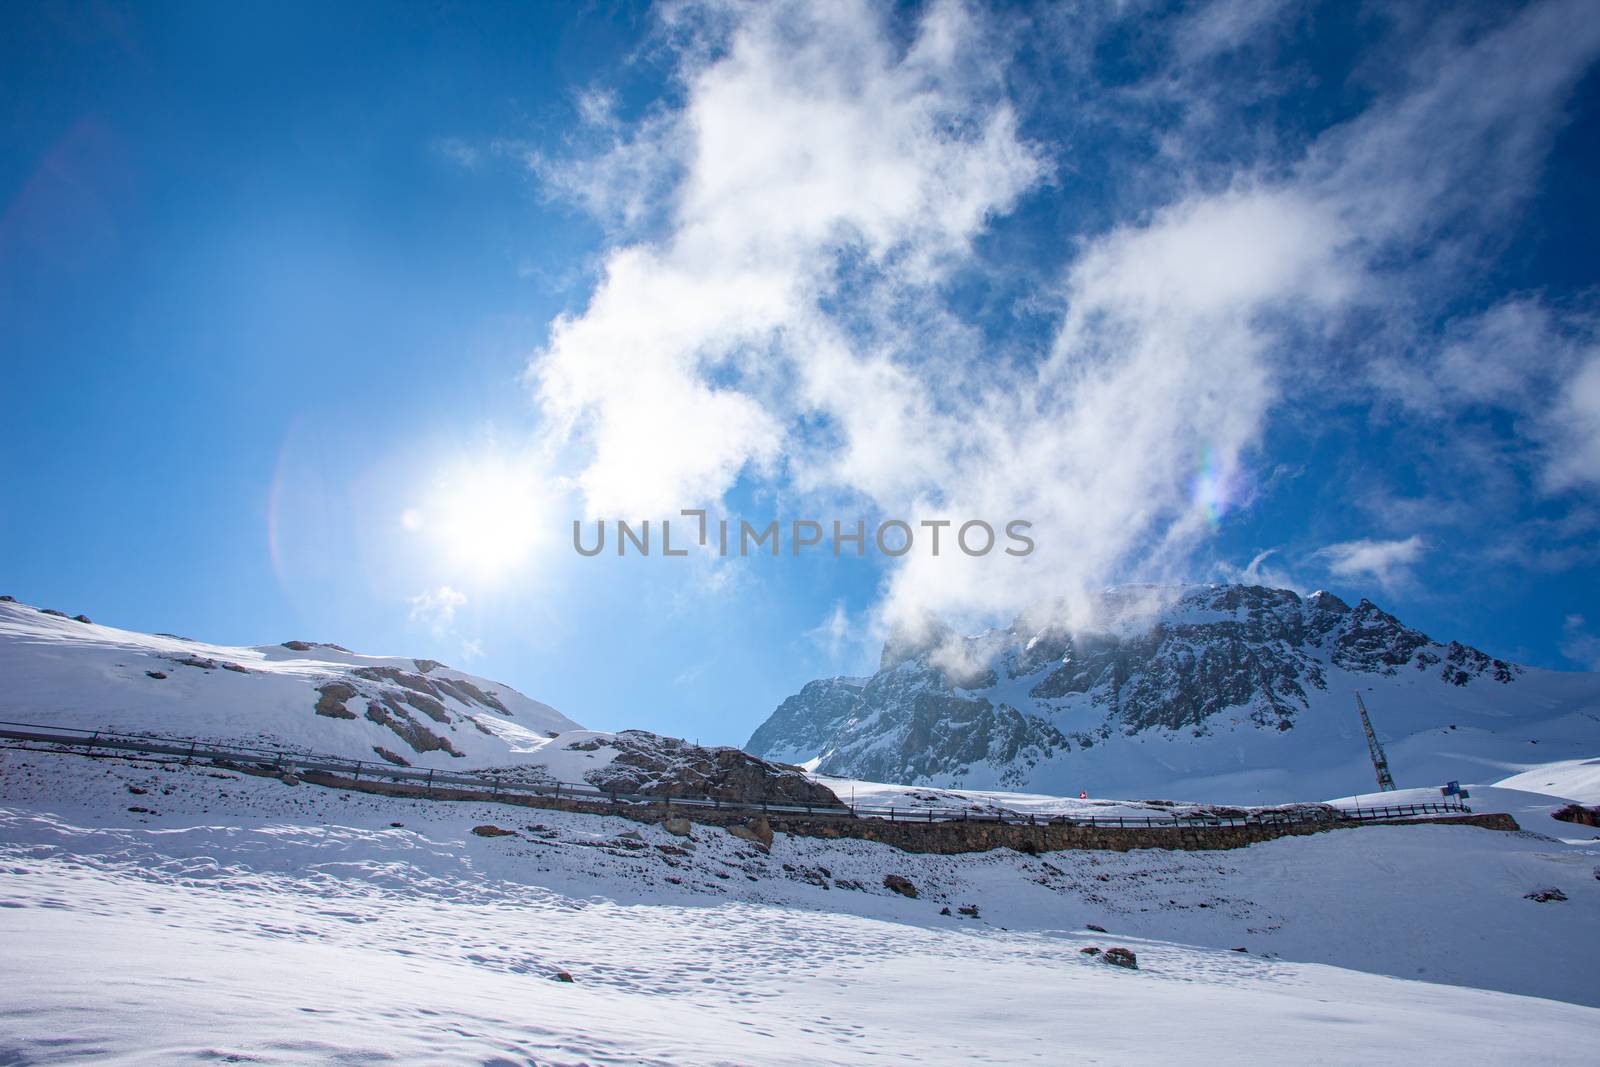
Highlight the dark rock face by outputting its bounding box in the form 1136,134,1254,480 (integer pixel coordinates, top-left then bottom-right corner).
1101,947,1138,969
745,677,865,763
745,584,1523,788
580,731,845,808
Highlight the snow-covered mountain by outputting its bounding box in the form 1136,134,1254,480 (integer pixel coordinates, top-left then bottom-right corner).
746,584,1600,803
0,597,834,804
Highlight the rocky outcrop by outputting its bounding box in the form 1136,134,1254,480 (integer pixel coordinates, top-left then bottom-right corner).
579,731,845,808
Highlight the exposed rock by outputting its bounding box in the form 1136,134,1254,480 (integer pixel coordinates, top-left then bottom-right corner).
1553,803,1600,827
145,671,167,680
434,676,510,715
1524,887,1568,903
939,906,952,915
278,773,299,786
1102,947,1138,969
364,699,464,758
372,746,410,767
221,662,249,674
471,824,517,838
1079,947,1100,956
958,904,980,918
72,614,92,624
282,640,315,651
314,682,360,720
552,971,574,983
728,817,774,850
580,730,845,808
1086,923,1108,933
661,817,692,837
39,608,68,618
883,874,919,898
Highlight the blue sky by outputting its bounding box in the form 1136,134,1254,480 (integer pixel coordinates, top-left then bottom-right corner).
4,0,1600,744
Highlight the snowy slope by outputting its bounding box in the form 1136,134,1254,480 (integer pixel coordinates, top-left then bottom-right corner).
0,596,580,767
0,599,834,807
1494,758,1600,805
749,584,1600,803
3,743,1599,1063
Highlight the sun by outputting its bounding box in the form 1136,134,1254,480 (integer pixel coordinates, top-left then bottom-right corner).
409,456,552,581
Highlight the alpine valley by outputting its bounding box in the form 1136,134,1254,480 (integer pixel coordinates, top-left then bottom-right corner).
747,584,1600,803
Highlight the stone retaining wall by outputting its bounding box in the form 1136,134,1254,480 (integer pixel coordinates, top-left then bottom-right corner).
287,767,1520,853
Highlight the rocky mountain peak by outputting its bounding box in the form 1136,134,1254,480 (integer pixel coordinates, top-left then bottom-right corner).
744,582,1553,799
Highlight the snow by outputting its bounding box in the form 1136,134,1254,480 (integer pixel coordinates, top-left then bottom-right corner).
1494,757,1600,805
5,599,1600,1061
0,599,581,768
4,744,1600,1063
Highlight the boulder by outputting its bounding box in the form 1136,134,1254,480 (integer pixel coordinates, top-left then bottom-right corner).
1102,947,1138,969
728,817,774,849
883,874,919,898
471,824,517,838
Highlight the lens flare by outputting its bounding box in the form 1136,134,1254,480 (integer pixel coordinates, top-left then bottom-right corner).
1191,446,1236,528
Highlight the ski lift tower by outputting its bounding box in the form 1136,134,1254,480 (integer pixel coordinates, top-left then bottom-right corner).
1355,692,1396,791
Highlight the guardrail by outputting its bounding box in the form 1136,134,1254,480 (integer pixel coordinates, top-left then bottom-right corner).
0,719,1473,829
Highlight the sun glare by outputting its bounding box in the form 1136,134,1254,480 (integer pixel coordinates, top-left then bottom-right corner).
412,458,551,581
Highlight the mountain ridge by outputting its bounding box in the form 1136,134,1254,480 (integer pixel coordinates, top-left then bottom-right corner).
745,583,1600,802
0,597,835,806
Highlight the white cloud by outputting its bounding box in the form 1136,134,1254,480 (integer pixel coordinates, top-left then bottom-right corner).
409,586,468,636
1315,535,1425,591
806,600,853,662
1561,614,1600,670
532,0,1044,519
1216,547,1302,592
1544,351,1600,493
526,0,1600,631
